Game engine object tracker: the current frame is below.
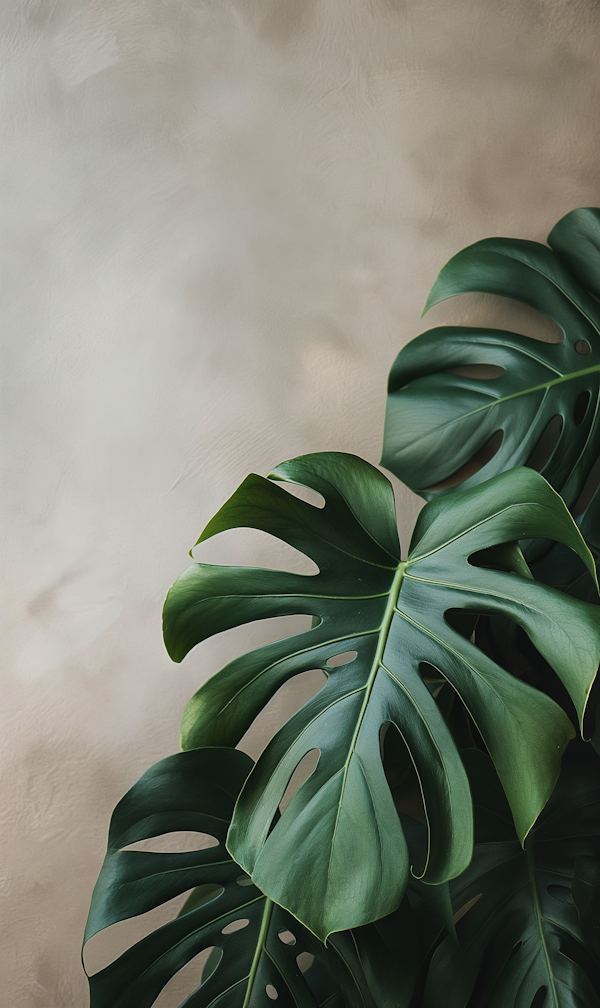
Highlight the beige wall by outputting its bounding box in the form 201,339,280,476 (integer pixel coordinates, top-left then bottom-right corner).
3,1,600,1003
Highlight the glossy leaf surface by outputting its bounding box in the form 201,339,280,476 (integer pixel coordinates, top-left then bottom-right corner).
424,743,600,1008
381,209,600,562
83,747,349,1008
163,453,600,939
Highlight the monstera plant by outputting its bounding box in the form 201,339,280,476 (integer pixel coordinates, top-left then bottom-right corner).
84,207,600,1008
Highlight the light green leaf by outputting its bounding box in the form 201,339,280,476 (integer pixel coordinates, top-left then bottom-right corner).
163,454,600,939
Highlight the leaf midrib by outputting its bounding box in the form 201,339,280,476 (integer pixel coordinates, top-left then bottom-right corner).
325,563,406,883
396,361,600,450
526,834,560,1008
242,896,274,1008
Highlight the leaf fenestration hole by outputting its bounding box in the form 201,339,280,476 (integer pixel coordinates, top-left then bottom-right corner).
524,414,563,472
201,946,223,984
235,874,254,887
453,893,482,924
573,452,600,516
509,941,523,959
445,364,505,379
152,946,222,1008
547,884,572,904
530,986,547,1008
573,390,591,425
279,749,320,813
278,929,296,945
221,918,249,935
266,985,279,1000
83,891,197,975
381,722,424,821
424,292,563,343
191,526,319,576
296,952,315,973
444,610,480,640
122,831,219,853
275,483,325,508
418,661,446,683
237,669,326,761
423,430,503,492
575,339,591,355
325,650,357,668
178,884,224,917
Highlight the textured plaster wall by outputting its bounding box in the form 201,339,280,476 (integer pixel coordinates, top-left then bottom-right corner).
3,0,600,1003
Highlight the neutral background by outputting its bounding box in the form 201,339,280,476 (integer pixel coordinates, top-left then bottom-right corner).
3,0,600,1003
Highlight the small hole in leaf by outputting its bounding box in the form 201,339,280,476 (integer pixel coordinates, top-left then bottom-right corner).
266,985,279,1000
445,364,505,379
424,430,503,492
326,650,357,668
573,390,591,425
418,661,446,682
453,893,482,924
278,929,296,945
296,952,315,973
509,941,523,959
122,831,219,853
201,946,223,984
276,483,325,508
279,749,320,813
525,414,563,472
547,884,572,904
235,874,254,887
530,986,547,1008
178,884,224,917
221,918,249,935
575,340,591,355
573,453,600,516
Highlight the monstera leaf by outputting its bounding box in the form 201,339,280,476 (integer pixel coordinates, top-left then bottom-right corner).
424,743,600,1008
83,747,351,1008
381,207,600,564
163,452,600,940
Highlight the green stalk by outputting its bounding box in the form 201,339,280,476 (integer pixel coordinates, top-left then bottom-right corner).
242,897,274,1008
525,833,559,1008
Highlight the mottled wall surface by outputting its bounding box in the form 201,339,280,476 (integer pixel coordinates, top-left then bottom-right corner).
3,0,600,1003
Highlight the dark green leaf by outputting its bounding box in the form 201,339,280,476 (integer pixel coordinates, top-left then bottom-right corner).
163,454,600,939
380,211,600,562
83,747,351,1008
548,207,600,303
424,742,600,1007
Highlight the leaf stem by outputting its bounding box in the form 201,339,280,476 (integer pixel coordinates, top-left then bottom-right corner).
525,833,559,1008
242,897,274,1008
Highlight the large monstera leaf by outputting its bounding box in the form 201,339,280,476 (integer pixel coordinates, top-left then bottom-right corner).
424,743,600,1008
83,747,350,1008
381,207,600,564
163,452,600,940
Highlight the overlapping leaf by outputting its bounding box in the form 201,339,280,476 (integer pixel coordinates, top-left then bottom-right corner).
83,747,350,1008
163,452,600,940
381,208,600,566
424,743,600,1008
